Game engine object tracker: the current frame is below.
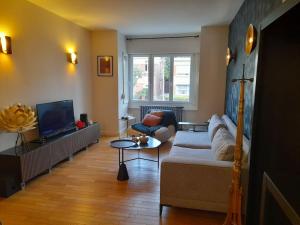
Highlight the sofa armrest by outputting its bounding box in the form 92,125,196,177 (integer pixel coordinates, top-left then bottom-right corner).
160,156,233,208
167,125,176,136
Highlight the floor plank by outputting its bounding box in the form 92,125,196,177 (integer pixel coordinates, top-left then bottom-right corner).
0,137,225,225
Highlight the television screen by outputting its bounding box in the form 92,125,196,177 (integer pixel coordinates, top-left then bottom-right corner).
36,100,76,138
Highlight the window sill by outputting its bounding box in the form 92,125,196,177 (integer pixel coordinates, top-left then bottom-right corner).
128,101,198,111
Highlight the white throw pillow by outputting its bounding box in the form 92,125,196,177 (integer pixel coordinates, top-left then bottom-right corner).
208,114,227,141
212,127,235,161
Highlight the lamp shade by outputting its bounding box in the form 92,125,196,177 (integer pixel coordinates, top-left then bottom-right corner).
226,47,235,66
226,48,231,66
245,24,257,55
0,35,12,54
67,52,78,64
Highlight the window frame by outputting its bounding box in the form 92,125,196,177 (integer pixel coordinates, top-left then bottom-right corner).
152,55,172,102
130,55,151,101
129,53,198,110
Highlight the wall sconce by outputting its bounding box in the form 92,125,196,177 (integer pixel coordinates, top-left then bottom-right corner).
67,51,78,64
0,34,12,54
245,24,257,55
226,47,235,66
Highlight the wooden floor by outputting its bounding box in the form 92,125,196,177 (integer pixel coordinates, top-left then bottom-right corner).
0,137,225,225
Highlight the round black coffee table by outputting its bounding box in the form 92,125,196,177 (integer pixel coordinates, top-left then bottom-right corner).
110,137,161,181
110,139,136,181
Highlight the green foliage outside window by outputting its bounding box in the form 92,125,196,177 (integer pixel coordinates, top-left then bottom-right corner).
133,67,143,87
163,58,170,81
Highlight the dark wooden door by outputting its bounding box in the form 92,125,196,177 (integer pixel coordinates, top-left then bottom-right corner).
246,3,300,225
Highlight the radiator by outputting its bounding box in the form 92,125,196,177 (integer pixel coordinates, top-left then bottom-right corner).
140,105,184,122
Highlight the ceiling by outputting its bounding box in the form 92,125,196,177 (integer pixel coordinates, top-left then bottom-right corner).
28,0,243,35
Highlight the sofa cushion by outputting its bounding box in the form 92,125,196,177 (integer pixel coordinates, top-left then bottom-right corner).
211,127,235,161
150,110,164,118
131,123,163,135
222,115,250,165
142,114,162,126
170,146,214,160
208,114,227,141
173,131,211,149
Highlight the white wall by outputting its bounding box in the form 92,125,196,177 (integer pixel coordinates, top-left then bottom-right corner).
91,30,119,136
90,30,130,136
0,0,92,151
128,26,228,123
118,33,129,133
196,26,228,121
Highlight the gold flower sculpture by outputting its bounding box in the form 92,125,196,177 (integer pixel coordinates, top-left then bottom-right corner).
0,103,37,133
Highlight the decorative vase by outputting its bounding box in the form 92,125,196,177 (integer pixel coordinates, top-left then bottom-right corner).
131,135,139,143
139,134,149,144
0,103,37,133
0,103,37,153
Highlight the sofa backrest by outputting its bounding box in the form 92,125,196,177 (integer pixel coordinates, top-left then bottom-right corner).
222,115,250,165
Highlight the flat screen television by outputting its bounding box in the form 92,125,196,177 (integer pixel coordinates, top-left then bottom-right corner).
36,100,76,138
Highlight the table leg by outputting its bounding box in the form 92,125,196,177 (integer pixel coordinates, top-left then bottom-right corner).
158,147,160,169
118,148,120,166
117,148,129,181
126,119,129,137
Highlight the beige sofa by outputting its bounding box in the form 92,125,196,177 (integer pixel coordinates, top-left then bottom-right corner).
160,114,249,214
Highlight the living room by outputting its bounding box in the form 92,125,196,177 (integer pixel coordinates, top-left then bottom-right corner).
0,0,299,225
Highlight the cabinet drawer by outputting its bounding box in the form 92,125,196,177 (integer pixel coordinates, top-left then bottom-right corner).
20,145,51,182
72,129,89,153
50,137,72,166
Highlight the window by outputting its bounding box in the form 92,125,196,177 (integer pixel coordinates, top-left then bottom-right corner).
175,84,189,95
132,57,149,100
173,56,191,101
129,54,197,107
153,56,171,101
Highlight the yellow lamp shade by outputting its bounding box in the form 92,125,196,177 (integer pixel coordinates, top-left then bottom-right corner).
67,52,78,64
226,47,231,66
226,47,236,66
0,35,12,54
245,24,257,55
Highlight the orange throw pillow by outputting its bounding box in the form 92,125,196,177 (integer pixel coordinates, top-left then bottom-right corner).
150,111,164,118
142,114,162,127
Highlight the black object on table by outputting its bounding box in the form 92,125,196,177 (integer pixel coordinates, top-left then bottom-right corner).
110,137,161,181
110,139,136,181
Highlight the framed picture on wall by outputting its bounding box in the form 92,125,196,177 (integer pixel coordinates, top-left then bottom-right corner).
97,56,113,76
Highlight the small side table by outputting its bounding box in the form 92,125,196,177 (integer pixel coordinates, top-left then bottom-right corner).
110,139,136,181
178,121,209,132
110,137,161,181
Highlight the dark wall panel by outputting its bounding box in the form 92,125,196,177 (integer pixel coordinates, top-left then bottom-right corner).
225,0,282,138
